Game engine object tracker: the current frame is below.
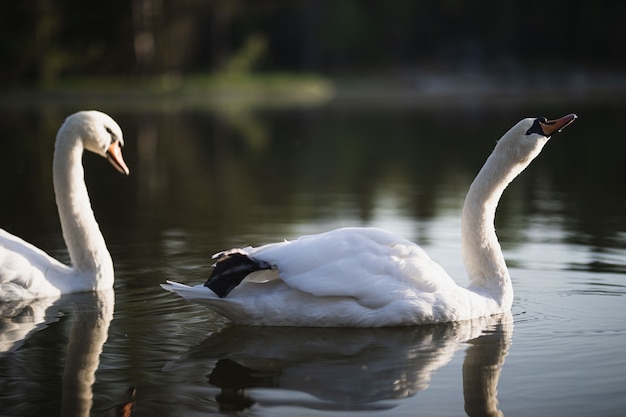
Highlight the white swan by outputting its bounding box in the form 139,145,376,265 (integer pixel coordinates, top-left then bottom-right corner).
162,114,577,327
0,111,129,301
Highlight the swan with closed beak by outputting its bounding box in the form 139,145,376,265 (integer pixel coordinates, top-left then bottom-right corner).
0,111,129,301
162,114,577,327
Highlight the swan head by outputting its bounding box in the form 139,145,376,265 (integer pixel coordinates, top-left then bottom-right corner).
59,110,130,175
496,113,577,164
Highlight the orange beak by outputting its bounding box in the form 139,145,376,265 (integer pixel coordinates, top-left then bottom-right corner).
539,113,578,136
106,141,130,175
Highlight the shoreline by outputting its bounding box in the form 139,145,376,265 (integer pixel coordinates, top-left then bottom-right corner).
1,72,625,110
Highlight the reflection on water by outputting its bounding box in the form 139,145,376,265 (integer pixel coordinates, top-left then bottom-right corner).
0,99,625,416
61,291,115,417
0,290,118,417
0,295,61,353
0,287,513,416
463,320,510,417
161,314,512,415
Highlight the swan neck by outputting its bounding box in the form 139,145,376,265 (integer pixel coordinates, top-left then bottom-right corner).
53,133,112,277
461,151,518,308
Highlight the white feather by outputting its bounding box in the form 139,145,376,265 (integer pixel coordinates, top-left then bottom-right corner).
0,111,128,301
163,114,577,327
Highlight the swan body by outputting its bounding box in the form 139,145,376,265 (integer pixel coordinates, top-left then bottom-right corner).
0,111,129,301
162,114,577,327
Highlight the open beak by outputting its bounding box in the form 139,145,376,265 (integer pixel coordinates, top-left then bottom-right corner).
539,113,578,136
106,141,130,175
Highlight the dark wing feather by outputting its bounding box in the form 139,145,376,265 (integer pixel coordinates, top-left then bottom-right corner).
204,252,271,297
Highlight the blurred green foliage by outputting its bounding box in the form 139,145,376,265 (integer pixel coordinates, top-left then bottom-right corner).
1,0,625,86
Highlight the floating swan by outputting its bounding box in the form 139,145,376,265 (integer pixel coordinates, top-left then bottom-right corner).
162,114,577,327
0,111,129,301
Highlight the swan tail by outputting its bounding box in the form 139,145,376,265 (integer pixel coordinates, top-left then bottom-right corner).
161,281,223,304
160,280,192,293
204,251,271,298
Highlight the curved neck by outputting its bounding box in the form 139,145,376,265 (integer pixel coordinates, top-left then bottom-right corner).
461,150,523,308
53,134,113,280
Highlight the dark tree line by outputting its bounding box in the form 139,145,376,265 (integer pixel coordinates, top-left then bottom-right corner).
1,0,624,85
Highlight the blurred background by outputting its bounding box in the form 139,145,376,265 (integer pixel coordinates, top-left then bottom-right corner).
1,0,625,95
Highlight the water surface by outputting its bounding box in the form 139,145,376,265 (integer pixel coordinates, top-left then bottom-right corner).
0,96,625,416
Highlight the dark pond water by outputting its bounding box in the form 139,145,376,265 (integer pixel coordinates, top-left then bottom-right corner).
0,93,625,416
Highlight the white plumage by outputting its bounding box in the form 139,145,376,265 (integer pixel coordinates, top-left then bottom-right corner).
162,114,577,327
0,111,129,301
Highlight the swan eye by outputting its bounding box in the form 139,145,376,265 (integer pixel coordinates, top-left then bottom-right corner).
526,118,547,136
104,126,119,145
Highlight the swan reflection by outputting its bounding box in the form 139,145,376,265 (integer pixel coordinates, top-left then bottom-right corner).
0,295,62,354
164,313,512,415
0,289,116,417
463,320,511,417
